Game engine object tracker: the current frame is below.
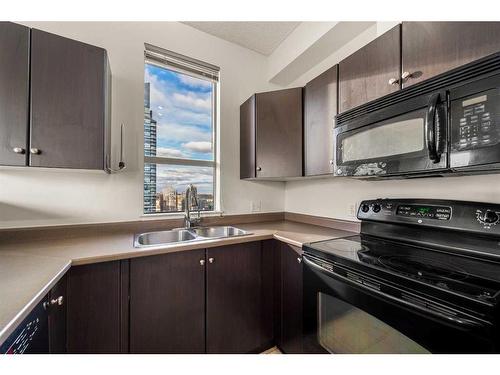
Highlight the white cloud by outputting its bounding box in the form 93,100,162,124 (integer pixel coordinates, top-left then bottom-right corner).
172,92,211,112
156,165,213,194
156,147,185,158
157,122,211,145
178,74,213,90
182,141,212,153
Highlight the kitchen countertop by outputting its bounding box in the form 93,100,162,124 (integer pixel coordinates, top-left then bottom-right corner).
0,220,356,346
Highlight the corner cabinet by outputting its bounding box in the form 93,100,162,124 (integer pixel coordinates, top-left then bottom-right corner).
240,88,303,179
66,261,124,353
0,23,111,170
339,24,401,113
304,65,338,175
401,22,500,87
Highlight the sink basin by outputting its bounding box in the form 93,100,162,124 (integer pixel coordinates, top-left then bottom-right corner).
134,229,197,247
191,226,250,239
134,226,251,248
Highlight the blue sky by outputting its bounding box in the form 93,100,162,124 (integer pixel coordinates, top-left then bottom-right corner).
145,64,214,194
145,64,213,161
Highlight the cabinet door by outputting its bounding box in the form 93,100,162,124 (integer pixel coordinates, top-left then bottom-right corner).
402,22,500,87
240,95,256,179
0,22,29,166
339,25,401,113
129,250,206,354
255,88,303,178
304,65,338,176
48,274,67,354
30,29,107,169
206,242,265,353
280,243,303,354
67,261,121,353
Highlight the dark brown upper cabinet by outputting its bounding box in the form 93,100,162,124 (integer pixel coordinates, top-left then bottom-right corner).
206,242,267,353
0,22,30,167
304,65,338,176
339,25,401,113
30,29,111,169
129,250,206,354
402,22,500,88
240,88,303,179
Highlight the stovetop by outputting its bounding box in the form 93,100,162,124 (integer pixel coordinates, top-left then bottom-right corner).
305,234,500,304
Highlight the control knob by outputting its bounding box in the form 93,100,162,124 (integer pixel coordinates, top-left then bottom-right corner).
361,204,370,213
372,204,381,213
480,210,499,224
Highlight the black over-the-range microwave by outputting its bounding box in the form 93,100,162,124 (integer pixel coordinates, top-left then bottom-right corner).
334,52,500,178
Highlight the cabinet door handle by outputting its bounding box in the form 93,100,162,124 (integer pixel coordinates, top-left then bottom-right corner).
297,257,302,264
13,147,25,154
256,166,262,172
43,296,64,310
199,259,205,266
401,71,413,81
208,257,214,264
388,77,399,85
30,148,41,155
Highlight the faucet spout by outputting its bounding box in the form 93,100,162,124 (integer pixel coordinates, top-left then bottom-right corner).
184,184,200,228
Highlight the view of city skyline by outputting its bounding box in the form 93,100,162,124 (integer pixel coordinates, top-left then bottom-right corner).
143,63,215,214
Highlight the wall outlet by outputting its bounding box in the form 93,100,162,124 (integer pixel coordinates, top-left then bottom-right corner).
349,203,358,218
251,200,262,213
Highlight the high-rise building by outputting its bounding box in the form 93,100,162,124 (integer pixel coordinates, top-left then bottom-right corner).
143,82,158,214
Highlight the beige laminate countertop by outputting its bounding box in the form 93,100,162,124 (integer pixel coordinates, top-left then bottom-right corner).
0,220,356,346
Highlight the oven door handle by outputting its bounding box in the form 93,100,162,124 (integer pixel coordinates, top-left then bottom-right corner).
425,93,441,163
303,256,486,330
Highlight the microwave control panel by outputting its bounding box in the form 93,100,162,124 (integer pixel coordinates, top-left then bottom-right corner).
451,88,499,151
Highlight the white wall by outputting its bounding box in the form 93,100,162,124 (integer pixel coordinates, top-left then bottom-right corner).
0,22,284,229
284,22,500,221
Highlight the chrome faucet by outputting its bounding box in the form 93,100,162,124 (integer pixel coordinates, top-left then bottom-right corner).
184,184,201,228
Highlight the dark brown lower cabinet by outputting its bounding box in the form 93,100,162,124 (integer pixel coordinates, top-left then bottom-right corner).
66,260,123,353
279,243,303,354
48,274,67,353
206,241,269,353
129,250,206,354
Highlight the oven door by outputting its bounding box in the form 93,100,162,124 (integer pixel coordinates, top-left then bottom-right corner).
302,255,497,354
334,94,447,177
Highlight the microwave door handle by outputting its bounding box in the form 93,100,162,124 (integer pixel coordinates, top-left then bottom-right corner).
426,93,440,163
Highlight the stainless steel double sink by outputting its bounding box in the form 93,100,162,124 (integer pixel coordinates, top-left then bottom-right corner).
134,226,251,248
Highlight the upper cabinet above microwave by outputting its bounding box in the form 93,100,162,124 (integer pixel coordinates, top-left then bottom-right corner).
401,22,500,88
339,25,401,113
0,23,111,170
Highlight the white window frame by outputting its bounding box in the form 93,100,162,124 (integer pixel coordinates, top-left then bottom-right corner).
143,44,220,215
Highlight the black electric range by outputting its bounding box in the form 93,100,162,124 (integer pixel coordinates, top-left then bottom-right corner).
302,199,500,354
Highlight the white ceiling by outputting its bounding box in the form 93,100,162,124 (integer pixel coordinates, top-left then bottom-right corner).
183,22,301,56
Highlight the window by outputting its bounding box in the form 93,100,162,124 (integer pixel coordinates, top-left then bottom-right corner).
143,44,219,214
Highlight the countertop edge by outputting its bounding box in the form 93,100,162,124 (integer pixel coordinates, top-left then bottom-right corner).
0,260,71,347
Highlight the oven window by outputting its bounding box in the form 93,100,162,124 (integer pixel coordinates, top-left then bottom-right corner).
318,293,429,353
341,118,424,162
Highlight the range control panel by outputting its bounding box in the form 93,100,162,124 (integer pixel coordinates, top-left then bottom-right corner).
396,204,451,220
357,198,500,235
